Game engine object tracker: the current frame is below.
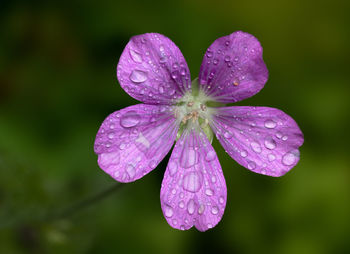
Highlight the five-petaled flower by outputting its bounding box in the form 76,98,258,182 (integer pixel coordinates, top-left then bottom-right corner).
94,32,304,231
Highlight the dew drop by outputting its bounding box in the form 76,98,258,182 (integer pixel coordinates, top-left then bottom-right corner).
264,119,277,129
276,131,283,139
179,200,185,209
158,85,164,94
247,161,256,170
206,51,213,58
187,199,196,215
224,55,230,62
126,164,136,178
129,49,143,63
198,204,205,214
180,148,199,168
205,189,214,196
219,196,225,204
264,136,276,150
225,41,230,46
250,141,262,153
119,143,126,150
240,150,248,158
211,206,219,215
205,150,216,162
183,171,202,193
268,153,276,162
164,205,174,218
108,132,115,139
168,161,178,176
120,111,141,128
224,131,233,139
213,58,219,65
211,175,217,183
282,135,288,141
282,150,299,166
129,70,148,83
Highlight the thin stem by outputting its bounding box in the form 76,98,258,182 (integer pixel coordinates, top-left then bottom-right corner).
48,183,124,221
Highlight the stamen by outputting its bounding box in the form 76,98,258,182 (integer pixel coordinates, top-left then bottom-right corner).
233,81,239,86
187,101,194,107
200,104,207,111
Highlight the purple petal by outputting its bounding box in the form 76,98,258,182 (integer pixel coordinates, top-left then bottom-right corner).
160,128,227,231
94,104,178,182
211,106,304,177
198,31,268,103
117,33,191,104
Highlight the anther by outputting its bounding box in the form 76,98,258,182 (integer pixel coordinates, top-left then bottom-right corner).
200,104,207,111
187,101,194,107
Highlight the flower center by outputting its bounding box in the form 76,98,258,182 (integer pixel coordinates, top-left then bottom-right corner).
174,78,216,142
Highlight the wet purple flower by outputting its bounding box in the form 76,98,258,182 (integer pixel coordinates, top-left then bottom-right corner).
94,32,304,231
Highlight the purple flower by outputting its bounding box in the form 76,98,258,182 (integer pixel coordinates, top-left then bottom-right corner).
94,32,304,231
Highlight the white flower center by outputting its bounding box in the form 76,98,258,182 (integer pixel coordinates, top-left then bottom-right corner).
173,78,217,142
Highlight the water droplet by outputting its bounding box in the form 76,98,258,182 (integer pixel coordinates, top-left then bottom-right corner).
120,111,141,129
172,219,177,225
180,148,199,168
168,161,177,176
108,132,115,139
171,188,176,195
205,189,214,196
213,58,219,65
129,70,148,83
129,49,143,63
158,85,164,94
268,153,276,161
264,119,276,129
206,51,213,58
207,223,213,229
225,41,230,46
164,205,174,217
149,160,157,168
250,141,262,153
282,150,299,166
183,171,202,193
126,164,136,178
247,161,256,170
99,151,120,168
224,131,232,139
172,63,179,69
264,136,276,150
179,200,185,209
276,132,283,139
234,56,239,62
282,135,288,141
211,206,219,215
205,150,216,162
211,175,216,183
180,68,186,76
187,199,196,215
171,72,178,79
119,143,126,150
198,204,205,214
219,196,225,204
224,55,230,62
240,150,248,158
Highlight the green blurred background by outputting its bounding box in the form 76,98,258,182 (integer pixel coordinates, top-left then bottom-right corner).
1,0,349,253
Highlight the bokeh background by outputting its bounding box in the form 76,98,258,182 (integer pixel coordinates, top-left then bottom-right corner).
1,0,349,253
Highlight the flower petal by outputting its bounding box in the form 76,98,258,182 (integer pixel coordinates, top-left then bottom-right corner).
117,33,191,104
198,31,268,103
160,128,227,231
94,104,178,182
211,106,304,177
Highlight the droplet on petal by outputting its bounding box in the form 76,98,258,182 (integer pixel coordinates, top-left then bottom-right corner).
264,136,276,150
129,70,148,83
120,111,141,128
164,205,174,218
129,49,143,63
182,171,202,193
264,119,276,129
250,141,262,153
